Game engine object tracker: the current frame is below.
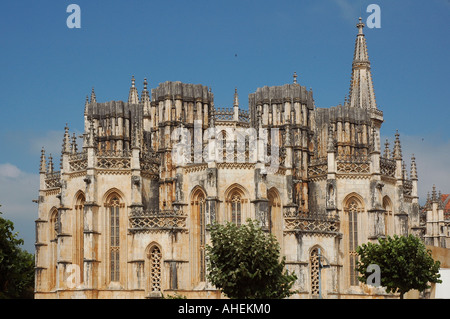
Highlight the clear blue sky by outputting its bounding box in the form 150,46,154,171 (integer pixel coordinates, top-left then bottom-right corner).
0,0,449,252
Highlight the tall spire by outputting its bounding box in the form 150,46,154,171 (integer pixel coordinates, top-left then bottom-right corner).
128,75,140,104
348,17,377,110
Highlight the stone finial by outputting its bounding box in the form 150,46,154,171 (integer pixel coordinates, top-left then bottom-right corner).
357,17,364,35
39,147,46,173
402,162,407,180
90,87,96,104
87,120,96,148
393,130,402,160
293,72,298,84
128,75,140,104
71,133,78,154
62,124,71,154
327,125,335,153
84,95,89,115
141,78,150,109
410,154,418,180
48,154,54,173
432,185,438,202
383,139,390,158
233,87,239,107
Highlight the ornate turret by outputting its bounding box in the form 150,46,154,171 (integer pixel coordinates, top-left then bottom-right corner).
348,18,377,110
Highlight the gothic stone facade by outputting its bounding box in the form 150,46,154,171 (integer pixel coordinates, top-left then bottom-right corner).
35,19,425,299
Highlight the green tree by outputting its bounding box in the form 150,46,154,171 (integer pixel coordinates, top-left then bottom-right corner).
206,218,297,299
356,234,442,299
0,208,35,299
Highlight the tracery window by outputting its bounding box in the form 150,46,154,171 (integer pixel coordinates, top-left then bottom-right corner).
108,196,121,282
75,193,85,284
383,196,393,236
191,188,206,282
231,194,242,226
226,186,248,227
149,246,162,292
345,197,363,286
310,248,320,296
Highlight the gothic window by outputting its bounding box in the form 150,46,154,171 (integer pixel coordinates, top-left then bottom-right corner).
310,248,320,296
149,246,162,292
75,193,85,284
191,188,207,282
383,196,393,236
49,208,58,290
231,194,242,226
345,196,363,286
268,188,281,234
107,195,121,283
225,185,248,227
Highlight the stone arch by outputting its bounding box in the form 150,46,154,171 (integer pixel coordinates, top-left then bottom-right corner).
102,187,126,206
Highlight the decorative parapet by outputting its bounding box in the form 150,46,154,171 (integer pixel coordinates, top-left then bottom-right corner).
403,179,413,197
97,150,131,169
45,171,61,188
336,155,370,174
214,107,234,121
140,152,160,176
284,209,340,236
68,151,88,172
128,208,187,233
308,158,327,178
238,109,250,123
380,157,396,177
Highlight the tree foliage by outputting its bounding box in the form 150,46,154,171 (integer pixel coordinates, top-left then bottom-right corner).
356,234,442,299
0,208,35,299
206,219,297,299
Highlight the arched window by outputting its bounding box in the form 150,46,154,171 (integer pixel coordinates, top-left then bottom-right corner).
106,195,122,283
191,188,206,282
74,192,85,284
383,196,393,236
49,208,58,290
344,196,364,286
310,247,320,297
267,188,281,234
225,185,248,227
149,245,162,293
231,194,242,226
